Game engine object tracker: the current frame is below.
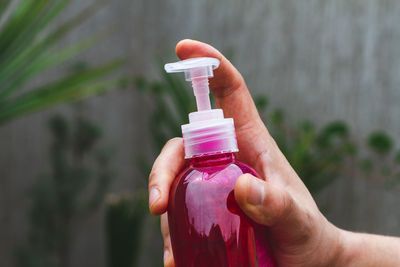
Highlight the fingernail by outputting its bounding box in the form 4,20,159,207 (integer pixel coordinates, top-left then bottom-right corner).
247,177,265,205
163,249,170,263
149,187,161,207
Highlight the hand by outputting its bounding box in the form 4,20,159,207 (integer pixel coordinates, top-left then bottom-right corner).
148,40,400,267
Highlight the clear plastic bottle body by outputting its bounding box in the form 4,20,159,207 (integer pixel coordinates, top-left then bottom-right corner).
168,152,276,267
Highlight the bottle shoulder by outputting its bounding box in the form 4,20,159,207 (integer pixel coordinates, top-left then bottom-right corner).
233,160,259,177
176,159,259,186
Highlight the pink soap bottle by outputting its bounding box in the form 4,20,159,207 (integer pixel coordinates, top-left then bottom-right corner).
164,58,276,267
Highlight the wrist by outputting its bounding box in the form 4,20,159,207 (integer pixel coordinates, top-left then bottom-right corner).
334,229,400,266
332,228,358,266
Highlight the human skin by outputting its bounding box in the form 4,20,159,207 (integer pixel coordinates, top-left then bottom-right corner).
148,39,400,267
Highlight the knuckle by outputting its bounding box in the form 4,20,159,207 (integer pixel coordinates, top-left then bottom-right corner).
149,168,173,188
280,192,295,220
148,169,163,188
148,169,158,183
261,189,294,225
163,235,171,248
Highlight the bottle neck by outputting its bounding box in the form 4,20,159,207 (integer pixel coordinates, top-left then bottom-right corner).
190,152,235,168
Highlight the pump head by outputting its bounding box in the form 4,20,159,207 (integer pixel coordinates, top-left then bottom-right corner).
165,57,219,111
165,57,238,158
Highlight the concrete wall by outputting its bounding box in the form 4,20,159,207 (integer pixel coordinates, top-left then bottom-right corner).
1,0,400,266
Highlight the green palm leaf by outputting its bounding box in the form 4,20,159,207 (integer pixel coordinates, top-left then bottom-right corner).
0,0,123,126
0,60,123,124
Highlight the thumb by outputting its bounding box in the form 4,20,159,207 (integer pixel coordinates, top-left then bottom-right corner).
234,174,308,239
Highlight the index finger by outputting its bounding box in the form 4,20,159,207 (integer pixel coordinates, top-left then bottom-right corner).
176,39,263,131
148,138,185,215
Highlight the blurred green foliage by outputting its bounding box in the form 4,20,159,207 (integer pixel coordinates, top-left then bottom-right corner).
256,103,356,194
360,131,400,187
15,113,115,267
367,131,393,155
105,193,147,267
0,0,124,125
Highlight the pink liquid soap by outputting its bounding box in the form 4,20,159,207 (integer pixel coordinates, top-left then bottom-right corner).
168,153,276,267
164,57,276,266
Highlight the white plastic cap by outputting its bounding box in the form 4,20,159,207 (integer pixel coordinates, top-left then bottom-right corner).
164,57,219,81
164,57,238,158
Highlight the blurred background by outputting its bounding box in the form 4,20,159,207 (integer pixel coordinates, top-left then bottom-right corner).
1,0,400,266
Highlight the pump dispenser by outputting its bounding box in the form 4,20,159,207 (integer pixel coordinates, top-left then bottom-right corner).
164,57,276,267
165,57,238,158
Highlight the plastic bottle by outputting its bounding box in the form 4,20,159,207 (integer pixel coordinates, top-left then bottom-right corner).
164,57,276,267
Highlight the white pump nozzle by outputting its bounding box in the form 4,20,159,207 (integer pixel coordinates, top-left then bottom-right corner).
164,57,238,158
164,57,219,111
